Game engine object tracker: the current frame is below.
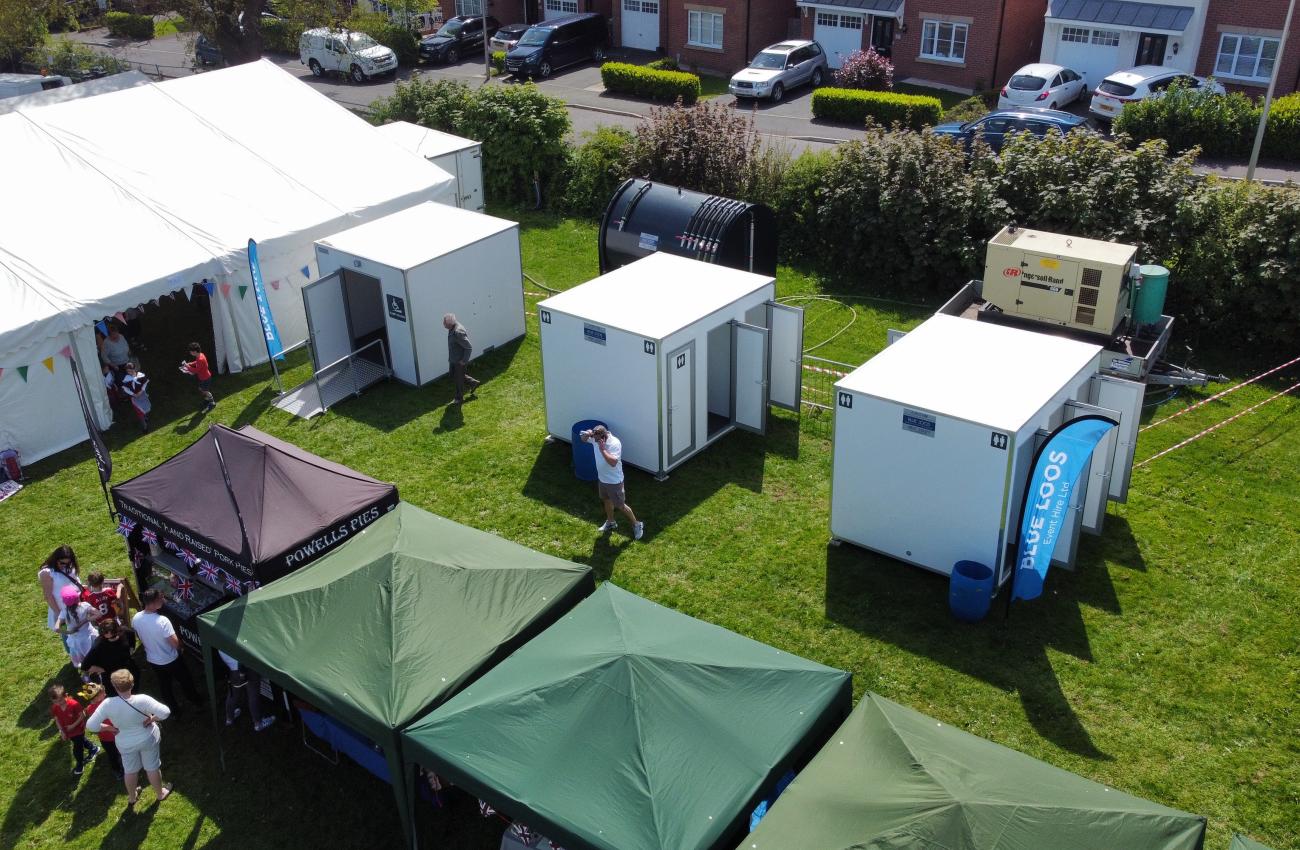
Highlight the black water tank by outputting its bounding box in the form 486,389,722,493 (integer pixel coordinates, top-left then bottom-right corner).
598,178,778,276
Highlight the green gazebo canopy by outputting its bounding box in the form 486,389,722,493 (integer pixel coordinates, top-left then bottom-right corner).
403,582,852,850
1231,834,1276,850
740,692,1207,850
197,501,594,848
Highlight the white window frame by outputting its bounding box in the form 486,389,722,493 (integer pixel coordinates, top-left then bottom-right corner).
920,20,967,63
1215,33,1280,81
1090,29,1120,47
1060,26,1090,44
545,0,579,13
455,0,483,15
688,10,723,49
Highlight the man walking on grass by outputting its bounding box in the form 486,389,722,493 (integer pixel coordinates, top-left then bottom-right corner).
581,425,644,540
444,313,480,405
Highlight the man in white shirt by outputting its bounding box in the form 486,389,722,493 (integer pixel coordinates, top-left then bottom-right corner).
581,425,644,540
131,589,202,715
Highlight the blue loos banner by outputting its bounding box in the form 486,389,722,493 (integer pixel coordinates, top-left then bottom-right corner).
1011,415,1118,602
247,239,284,361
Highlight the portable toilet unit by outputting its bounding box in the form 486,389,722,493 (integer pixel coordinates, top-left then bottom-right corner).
830,313,1143,585
308,202,523,387
538,252,804,478
376,121,485,211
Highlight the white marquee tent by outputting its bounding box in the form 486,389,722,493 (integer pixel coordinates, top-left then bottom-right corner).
0,60,453,466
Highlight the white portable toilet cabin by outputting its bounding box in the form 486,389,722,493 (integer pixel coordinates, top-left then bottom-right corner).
830,313,1143,586
307,202,524,387
376,121,485,212
538,252,805,478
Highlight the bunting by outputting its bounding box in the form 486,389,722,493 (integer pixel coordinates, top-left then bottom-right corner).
17,366,28,382
42,356,55,373
238,285,249,299
301,265,311,278
174,578,194,601
115,517,137,537
219,282,232,298
178,548,201,568
140,527,158,546
197,561,222,584
269,278,281,291
224,572,243,595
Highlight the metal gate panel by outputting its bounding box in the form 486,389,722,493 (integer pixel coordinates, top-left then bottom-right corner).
302,272,350,372
731,321,769,434
766,301,804,411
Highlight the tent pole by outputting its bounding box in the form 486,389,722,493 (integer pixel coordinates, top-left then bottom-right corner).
387,733,418,850
202,641,226,771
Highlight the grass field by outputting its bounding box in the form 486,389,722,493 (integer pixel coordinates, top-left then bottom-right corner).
1,206,1296,850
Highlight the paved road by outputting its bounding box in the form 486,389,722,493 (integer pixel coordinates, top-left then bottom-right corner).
62,28,1300,179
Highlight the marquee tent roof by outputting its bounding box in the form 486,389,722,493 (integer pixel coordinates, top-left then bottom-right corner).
0,60,452,358
112,424,398,581
740,692,1208,850
197,501,594,848
402,582,852,850
1231,834,1276,850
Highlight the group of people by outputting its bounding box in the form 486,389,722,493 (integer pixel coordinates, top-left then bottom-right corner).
98,319,217,432
39,544,272,809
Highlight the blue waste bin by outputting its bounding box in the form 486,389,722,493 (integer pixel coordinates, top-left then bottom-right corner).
571,419,606,481
949,560,994,623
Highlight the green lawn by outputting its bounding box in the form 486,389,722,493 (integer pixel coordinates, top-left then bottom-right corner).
894,82,974,111
0,206,1296,850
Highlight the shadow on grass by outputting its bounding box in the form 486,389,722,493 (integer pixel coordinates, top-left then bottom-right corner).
825,543,1113,760
1,736,82,844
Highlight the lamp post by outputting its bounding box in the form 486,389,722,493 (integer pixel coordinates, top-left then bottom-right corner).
1247,0,1297,181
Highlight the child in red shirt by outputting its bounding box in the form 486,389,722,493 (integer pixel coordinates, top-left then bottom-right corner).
179,341,216,412
49,684,99,776
81,571,121,627
82,682,124,779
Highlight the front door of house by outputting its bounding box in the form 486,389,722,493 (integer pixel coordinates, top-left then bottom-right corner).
870,17,894,57
1135,33,1167,66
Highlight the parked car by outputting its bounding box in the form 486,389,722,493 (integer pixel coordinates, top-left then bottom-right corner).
419,15,499,63
929,108,1090,153
1089,65,1226,121
195,33,224,66
998,63,1087,110
728,40,827,102
504,13,607,79
300,27,398,82
489,22,530,53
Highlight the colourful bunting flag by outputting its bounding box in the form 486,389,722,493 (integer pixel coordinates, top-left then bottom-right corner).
219,282,232,298
179,548,201,568
140,527,158,546
301,266,310,278
269,278,280,291
42,357,55,373
17,366,28,382
203,280,216,297
59,345,72,359
237,285,248,299
162,540,178,552
224,573,243,595
115,312,127,322
95,320,109,336
198,561,221,583
116,517,137,537
175,578,194,601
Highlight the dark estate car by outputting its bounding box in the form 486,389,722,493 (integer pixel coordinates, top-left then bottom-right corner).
420,15,500,63
929,108,1089,153
489,22,530,52
505,13,607,79
195,33,224,66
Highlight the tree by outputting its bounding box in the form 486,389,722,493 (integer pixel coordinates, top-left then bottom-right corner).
0,0,57,71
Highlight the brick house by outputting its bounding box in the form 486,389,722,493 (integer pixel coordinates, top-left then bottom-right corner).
430,0,614,31
1194,0,1300,96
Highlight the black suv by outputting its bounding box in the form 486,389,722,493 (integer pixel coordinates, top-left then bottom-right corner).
505,13,608,79
420,15,500,63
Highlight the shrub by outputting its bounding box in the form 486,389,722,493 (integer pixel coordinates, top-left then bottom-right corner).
646,57,678,71
833,48,893,91
1263,93,1300,160
370,76,470,125
260,18,297,54
558,126,636,217
601,62,700,105
345,11,420,66
491,50,506,73
27,38,131,79
629,99,760,198
105,11,155,40
1112,80,1259,158
811,88,942,130
942,96,989,124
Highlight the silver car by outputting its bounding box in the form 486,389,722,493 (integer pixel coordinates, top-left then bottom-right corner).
729,40,828,102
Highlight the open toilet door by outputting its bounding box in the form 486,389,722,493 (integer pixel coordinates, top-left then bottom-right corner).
302,272,350,372
766,301,804,411
731,320,770,434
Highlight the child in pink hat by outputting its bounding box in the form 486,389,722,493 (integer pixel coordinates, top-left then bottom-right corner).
56,585,99,668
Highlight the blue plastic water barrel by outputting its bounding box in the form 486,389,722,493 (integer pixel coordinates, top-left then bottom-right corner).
949,560,995,623
1134,264,1170,327
571,420,605,481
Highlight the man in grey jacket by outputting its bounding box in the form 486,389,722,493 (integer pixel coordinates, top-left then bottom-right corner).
444,313,479,404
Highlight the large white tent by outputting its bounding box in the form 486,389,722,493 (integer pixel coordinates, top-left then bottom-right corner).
0,60,453,465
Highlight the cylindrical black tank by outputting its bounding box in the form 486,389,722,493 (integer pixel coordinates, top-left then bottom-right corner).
598,178,778,276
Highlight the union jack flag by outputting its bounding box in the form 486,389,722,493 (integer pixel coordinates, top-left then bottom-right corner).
478,800,495,818
178,548,201,568
140,527,158,546
243,580,259,593
162,539,178,552
224,572,243,595
197,561,221,584
174,579,194,601
508,823,534,844
115,518,136,537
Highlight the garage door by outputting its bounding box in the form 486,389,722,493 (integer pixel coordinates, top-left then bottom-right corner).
815,10,864,69
621,0,659,50
544,0,578,20
1054,25,1121,88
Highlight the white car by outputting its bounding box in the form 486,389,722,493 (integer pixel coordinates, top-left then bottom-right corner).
299,27,398,83
998,63,1087,110
1089,65,1226,121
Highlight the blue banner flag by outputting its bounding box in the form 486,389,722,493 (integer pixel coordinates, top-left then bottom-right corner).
247,239,284,361
1011,415,1118,602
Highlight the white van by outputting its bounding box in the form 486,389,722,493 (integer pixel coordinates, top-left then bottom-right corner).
299,28,398,82
0,73,72,101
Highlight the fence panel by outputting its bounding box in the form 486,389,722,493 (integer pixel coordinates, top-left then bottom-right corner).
799,355,853,438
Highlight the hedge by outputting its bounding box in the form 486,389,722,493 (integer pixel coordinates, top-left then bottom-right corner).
1263,93,1300,160
261,18,298,54
811,88,942,130
600,62,699,105
1114,84,1300,161
104,11,154,40
346,12,420,66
